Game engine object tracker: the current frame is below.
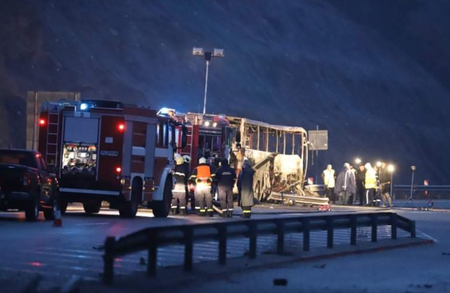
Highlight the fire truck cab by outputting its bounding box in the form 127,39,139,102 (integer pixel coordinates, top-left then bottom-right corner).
38,100,186,218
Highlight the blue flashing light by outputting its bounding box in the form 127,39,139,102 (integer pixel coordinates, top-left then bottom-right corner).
80,103,88,111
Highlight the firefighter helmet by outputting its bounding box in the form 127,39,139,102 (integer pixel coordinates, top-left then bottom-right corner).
183,155,191,164
175,154,184,165
199,157,207,164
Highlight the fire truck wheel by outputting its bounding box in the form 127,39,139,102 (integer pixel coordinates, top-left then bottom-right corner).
119,178,142,218
152,175,172,218
25,196,39,222
83,200,102,214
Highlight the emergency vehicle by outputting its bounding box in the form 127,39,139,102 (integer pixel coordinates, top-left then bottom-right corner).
37,100,186,218
173,111,328,206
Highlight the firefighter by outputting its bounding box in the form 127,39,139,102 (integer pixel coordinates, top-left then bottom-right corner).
238,159,255,218
215,159,236,217
356,164,366,205
379,162,393,208
189,157,215,216
182,155,196,213
365,163,377,206
322,164,336,203
171,154,188,215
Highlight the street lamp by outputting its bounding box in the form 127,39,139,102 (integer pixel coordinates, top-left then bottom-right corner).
376,161,382,168
193,47,224,115
388,164,395,198
355,158,362,165
410,166,416,203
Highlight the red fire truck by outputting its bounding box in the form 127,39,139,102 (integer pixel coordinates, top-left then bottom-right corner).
37,100,186,218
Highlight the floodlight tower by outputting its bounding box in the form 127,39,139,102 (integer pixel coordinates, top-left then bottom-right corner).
192,47,224,115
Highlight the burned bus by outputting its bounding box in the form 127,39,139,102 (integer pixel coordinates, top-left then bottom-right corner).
173,111,325,205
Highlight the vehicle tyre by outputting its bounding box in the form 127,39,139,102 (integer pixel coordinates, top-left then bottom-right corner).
119,178,142,218
152,175,172,218
43,208,55,220
83,200,102,214
25,196,39,222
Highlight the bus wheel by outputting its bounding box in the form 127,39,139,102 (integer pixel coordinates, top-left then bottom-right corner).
83,200,102,214
119,178,142,218
152,175,172,218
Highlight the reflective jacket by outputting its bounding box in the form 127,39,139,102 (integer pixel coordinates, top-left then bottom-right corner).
322,169,336,188
365,168,378,189
189,164,214,186
173,163,188,192
215,165,236,189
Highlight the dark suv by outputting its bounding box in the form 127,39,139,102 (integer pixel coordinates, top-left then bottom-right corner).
0,149,59,221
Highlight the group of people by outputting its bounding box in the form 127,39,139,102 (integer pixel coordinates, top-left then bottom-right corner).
170,154,255,218
322,162,393,207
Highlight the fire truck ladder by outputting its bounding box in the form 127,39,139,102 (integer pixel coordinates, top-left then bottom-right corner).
45,104,61,167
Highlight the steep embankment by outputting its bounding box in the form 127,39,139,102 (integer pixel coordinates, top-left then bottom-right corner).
0,0,449,183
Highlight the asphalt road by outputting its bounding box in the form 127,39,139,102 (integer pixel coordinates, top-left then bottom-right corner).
0,203,446,292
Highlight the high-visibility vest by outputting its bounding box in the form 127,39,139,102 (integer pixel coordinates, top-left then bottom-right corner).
365,169,377,189
195,165,212,186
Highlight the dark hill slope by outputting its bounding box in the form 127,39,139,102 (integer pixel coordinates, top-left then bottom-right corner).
0,0,449,183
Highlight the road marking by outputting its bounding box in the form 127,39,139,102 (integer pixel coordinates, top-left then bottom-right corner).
75,222,109,226
417,229,439,243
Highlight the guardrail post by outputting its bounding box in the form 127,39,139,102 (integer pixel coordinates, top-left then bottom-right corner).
249,222,257,259
276,220,285,255
184,227,193,271
326,218,334,249
350,215,357,246
147,230,158,277
410,221,416,238
218,225,227,265
302,219,310,251
371,214,377,242
102,236,115,285
390,214,397,240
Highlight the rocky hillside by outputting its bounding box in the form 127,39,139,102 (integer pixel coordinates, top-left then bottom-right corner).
1,0,450,184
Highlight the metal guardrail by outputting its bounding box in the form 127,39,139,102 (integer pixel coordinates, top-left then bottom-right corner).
102,212,415,284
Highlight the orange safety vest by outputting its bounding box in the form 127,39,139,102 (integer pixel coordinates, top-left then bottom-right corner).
196,165,212,186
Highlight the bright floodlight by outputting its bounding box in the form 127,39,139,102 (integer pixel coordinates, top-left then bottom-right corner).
388,164,395,173
213,48,224,57
355,158,362,165
204,121,211,127
376,161,382,167
212,122,218,127
192,47,205,56
80,103,88,111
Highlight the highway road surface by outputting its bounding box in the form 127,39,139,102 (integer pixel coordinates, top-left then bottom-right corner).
0,203,445,292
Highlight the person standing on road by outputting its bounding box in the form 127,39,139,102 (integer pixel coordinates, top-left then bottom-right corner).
364,163,377,206
215,159,236,217
322,164,336,203
356,164,366,206
335,163,356,205
378,162,393,208
171,154,189,215
238,160,255,218
189,157,215,217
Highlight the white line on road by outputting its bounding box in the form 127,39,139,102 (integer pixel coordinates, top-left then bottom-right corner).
417,229,439,243
75,222,109,226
